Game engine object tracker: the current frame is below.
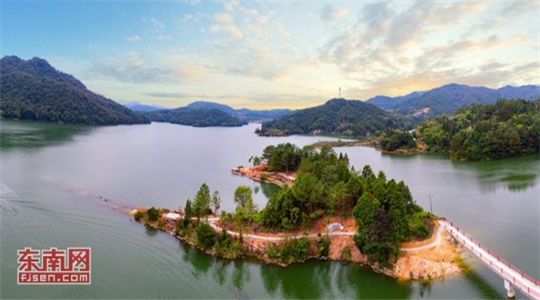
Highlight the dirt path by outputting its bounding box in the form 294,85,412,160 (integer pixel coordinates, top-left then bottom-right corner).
206,217,354,241
400,222,445,252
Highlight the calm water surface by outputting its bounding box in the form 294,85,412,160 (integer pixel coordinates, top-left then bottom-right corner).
1,120,538,298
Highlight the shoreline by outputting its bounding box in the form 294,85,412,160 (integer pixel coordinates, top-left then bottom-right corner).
129,207,461,281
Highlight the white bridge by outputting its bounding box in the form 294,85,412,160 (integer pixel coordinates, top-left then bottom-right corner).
440,219,540,299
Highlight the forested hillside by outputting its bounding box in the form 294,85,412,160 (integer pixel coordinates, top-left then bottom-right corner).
258,98,412,138
0,56,149,125
146,107,246,127
254,143,432,264
366,83,539,120
417,99,539,160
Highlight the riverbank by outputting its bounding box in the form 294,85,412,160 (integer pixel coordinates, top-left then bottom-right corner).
129,207,461,281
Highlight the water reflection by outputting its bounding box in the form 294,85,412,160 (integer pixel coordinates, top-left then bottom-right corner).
180,243,212,279
0,120,92,150
342,264,412,299
259,182,280,199
450,154,539,192
232,260,250,292
144,225,158,237
463,270,504,299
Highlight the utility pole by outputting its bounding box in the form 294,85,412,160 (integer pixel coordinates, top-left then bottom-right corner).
428,194,433,214
339,87,342,98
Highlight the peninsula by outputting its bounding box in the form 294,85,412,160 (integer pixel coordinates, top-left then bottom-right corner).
130,142,462,280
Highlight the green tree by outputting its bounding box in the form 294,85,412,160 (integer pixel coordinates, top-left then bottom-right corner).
195,222,216,249
193,183,211,219
234,185,257,220
134,211,144,222
147,207,160,221
183,199,193,226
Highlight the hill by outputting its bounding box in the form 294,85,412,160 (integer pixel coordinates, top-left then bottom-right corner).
124,101,165,112
186,100,293,121
416,99,539,160
366,83,540,120
0,56,149,125
145,107,246,127
258,98,412,137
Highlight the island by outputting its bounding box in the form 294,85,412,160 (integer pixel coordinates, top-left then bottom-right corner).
130,143,462,280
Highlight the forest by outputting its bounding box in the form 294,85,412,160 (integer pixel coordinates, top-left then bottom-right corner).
145,107,246,127
0,56,150,125
257,98,412,138
416,99,539,160
257,144,431,264
379,129,416,151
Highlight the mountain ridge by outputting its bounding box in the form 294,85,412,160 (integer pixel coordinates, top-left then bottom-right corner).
366,83,540,119
0,55,149,125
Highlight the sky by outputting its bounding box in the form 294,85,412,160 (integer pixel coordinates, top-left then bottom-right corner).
1,0,539,109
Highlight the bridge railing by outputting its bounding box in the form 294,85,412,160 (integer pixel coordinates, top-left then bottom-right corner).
444,220,540,288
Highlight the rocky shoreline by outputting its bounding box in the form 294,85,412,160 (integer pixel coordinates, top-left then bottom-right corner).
129,208,461,281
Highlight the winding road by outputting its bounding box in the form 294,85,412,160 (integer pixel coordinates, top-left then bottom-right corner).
206,217,444,252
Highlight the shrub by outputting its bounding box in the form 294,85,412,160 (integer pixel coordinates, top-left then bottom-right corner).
157,219,166,230
195,222,216,249
407,213,430,239
147,207,160,222
341,247,351,263
134,211,144,222
260,173,268,181
317,237,331,258
267,237,310,264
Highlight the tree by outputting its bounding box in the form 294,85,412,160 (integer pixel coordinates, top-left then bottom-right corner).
134,211,144,222
234,186,257,220
234,185,253,208
193,183,211,219
147,207,160,222
183,199,192,226
212,191,221,215
195,222,216,249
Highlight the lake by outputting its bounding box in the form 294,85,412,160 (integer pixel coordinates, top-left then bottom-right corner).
1,120,538,298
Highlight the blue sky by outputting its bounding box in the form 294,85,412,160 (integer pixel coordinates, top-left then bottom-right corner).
1,0,539,109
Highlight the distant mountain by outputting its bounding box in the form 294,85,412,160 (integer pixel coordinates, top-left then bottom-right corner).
366,83,540,120
145,107,246,127
366,91,425,110
124,101,165,112
258,98,412,137
0,56,149,125
186,101,293,121
187,101,238,116
236,108,293,121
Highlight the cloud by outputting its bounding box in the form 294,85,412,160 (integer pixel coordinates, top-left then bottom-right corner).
156,35,171,41
89,51,208,84
215,13,233,23
148,17,165,30
126,35,141,42
210,23,243,38
144,92,190,98
321,4,348,22
224,0,240,11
